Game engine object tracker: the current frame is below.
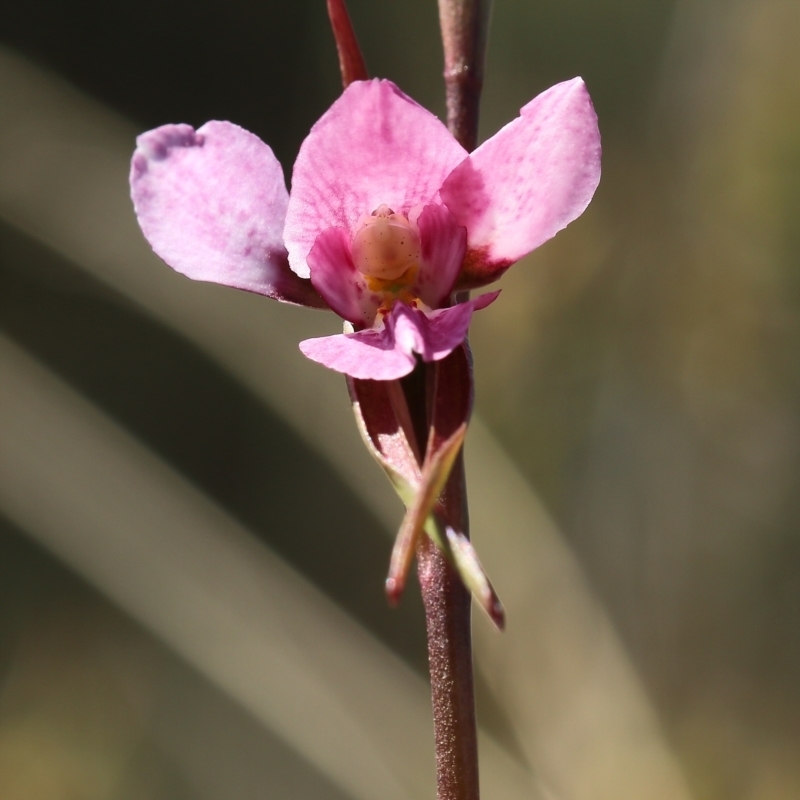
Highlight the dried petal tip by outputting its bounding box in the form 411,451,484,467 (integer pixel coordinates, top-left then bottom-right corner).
489,598,506,631
444,526,506,631
135,124,200,163
385,577,402,607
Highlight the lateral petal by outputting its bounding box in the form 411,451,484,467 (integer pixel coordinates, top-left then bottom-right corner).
440,78,601,288
131,121,326,307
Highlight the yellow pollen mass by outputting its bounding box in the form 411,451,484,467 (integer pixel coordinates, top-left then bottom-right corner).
352,205,421,282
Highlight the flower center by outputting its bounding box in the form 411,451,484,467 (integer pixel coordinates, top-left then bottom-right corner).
352,205,421,287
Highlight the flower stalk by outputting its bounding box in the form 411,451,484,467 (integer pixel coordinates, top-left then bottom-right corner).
129,3,599,799
438,0,493,152
417,450,480,800
414,4,493,799
325,0,368,87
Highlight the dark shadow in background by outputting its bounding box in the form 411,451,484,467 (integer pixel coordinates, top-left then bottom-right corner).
0,0,440,672
0,219,429,676
0,512,353,800
0,0,340,168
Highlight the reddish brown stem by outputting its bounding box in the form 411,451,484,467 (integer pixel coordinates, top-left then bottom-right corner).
326,0,368,88
421,5,492,800
438,0,493,151
332,3,490,797
417,454,479,800
401,356,479,800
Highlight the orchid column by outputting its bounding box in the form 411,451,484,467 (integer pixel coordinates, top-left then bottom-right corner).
129,1,600,797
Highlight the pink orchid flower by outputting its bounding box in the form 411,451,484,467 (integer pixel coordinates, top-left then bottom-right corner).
130,78,600,381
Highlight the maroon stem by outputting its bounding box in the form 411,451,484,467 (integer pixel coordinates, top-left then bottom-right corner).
418,4,492,800
326,2,490,797
416,454,479,800
326,0,368,88
404,354,478,800
438,0,493,151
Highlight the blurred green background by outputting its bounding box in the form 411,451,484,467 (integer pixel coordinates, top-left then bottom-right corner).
0,1,798,799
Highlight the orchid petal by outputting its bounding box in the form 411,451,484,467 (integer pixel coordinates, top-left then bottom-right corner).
421,290,499,359
131,121,327,308
285,79,468,278
299,293,498,379
440,77,601,288
300,326,416,380
308,227,382,325
412,203,467,309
